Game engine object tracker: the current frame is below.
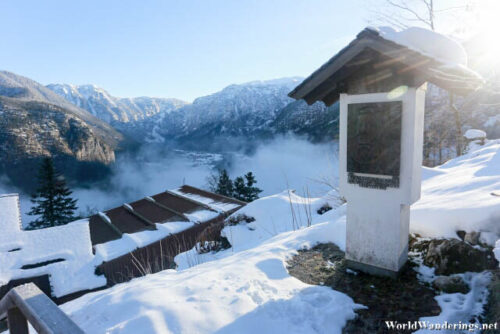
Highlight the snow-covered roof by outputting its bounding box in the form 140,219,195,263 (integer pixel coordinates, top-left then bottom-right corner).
464,129,487,140
0,193,22,235
371,26,467,69
1,185,245,299
86,185,245,264
87,185,244,247
0,219,105,297
289,26,483,106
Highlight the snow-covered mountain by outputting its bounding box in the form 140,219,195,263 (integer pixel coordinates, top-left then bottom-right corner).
169,78,300,142
182,77,302,130
0,71,124,190
139,77,334,149
47,74,499,163
272,100,339,142
47,83,188,124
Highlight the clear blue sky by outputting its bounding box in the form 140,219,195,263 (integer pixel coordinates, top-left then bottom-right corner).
0,0,370,101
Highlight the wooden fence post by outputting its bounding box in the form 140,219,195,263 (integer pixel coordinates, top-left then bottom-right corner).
7,307,29,334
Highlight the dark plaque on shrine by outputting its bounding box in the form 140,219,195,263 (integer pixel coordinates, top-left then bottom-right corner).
347,101,402,189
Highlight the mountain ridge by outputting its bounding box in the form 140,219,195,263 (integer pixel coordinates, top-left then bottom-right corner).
47,83,188,124
0,71,124,190
47,76,334,150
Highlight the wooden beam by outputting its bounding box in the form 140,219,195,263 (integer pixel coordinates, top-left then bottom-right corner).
397,59,431,74
0,294,13,319
305,47,393,105
290,38,373,99
373,55,407,69
0,283,84,334
7,307,28,334
364,68,394,86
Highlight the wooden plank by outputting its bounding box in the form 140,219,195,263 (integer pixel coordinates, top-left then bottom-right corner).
0,293,13,319
7,307,28,334
303,50,376,103
8,284,84,334
289,37,372,100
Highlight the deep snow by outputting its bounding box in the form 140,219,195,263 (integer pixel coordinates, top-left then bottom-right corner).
60,139,499,333
411,139,500,240
0,218,105,297
0,194,22,236
0,186,238,299
373,26,468,67
63,201,361,334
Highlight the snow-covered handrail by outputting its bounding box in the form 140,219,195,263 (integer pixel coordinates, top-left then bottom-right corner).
0,283,84,334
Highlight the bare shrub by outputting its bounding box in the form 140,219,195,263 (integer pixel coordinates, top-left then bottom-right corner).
195,222,231,254
317,203,332,215
225,214,255,226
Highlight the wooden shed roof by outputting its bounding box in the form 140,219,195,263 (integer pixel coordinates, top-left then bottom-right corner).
88,185,245,246
289,28,483,106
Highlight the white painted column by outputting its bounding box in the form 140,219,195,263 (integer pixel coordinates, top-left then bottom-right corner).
346,197,410,273
339,85,426,276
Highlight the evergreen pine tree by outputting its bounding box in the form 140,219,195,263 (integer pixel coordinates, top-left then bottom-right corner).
27,158,78,230
243,172,262,202
233,176,247,201
215,169,234,197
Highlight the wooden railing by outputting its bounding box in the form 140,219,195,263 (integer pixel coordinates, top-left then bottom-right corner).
0,283,84,334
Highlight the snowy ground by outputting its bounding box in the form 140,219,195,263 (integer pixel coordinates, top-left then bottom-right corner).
411,139,500,242
60,140,499,334
63,192,360,334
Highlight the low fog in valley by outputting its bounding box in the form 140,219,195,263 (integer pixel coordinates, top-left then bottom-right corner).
0,136,338,225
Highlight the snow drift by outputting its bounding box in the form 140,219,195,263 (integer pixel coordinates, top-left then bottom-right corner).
411,139,500,241
60,139,499,333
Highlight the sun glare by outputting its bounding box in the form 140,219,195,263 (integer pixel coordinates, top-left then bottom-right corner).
469,0,500,71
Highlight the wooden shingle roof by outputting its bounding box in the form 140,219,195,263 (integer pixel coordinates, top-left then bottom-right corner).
289,28,483,106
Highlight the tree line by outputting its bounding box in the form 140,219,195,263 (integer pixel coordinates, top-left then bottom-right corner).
208,169,262,202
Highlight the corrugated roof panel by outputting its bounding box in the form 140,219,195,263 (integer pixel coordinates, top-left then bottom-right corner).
129,199,183,223
88,215,121,245
152,192,202,213
105,207,155,234
178,185,246,206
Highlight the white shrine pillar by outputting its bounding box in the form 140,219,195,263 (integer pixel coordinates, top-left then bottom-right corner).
339,85,426,276
288,27,482,277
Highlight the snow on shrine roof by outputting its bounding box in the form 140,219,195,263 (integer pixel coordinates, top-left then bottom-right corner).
0,193,22,235
371,26,468,68
289,27,483,106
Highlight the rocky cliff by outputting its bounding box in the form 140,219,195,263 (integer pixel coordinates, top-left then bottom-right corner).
0,71,124,190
